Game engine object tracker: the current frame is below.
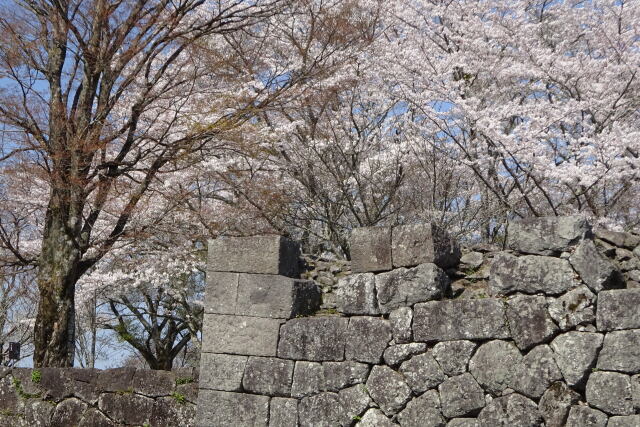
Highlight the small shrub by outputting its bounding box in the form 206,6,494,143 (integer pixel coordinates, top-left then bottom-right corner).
175,377,194,386
31,370,42,384
172,392,187,405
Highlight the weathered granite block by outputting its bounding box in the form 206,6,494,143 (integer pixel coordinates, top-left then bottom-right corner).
477,394,542,427
196,390,269,427
510,345,562,399
357,408,396,426
565,405,608,427
198,353,246,392
597,289,640,331
597,330,640,374
53,398,89,426
438,373,485,418
389,307,413,343
366,365,412,416
391,223,461,269
506,295,559,350
298,392,344,427
201,314,282,356
322,362,370,391
375,263,449,313
400,351,446,394
550,331,603,388
208,235,300,277
291,361,323,398
335,273,379,315
269,397,298,427
413,299,510,342
204,271,239,315
345,317,392,363
507,216,590,255
383,343,427,367
432,340,477,376
547,285,596,330
595,228,640,249
538,382,580,427
397,389,446,427
609,416,640,427
586,371,634,415
277,317,349,361
242,357,294,396
489,252,577,295
569,239,624,292
339,385,372,426
98,393,154,425
350,226,392,273
468,340,522,395
235,274,321,319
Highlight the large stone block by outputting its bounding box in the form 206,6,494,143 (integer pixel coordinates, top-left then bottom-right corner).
335,273,379,315
547,285,596,331
550,331,603,388
397,389,446,427
538,382,580,427
277,317,349,361
344,317,392,364
565,406,608,427
597,289,640,331
383,343,427,367
235,274,320,319
269,398,298,427
375,263,449,313
609,416,640,427
391,223,461,269
389,307,413,343
507,216,591,255
242,357,294,397
489,252,577,296
506,295,559,350
357,408,396,427
468,340,522,395
366,365,412,416
195,390,269,427
597,330,640,374
400,351,446,394
339,385,372,426
298,392,344,427
204,272,239,315
438,373,485,418
201,314,282,356
477,393,542,427
569,239,624,292
586,371,634,415
510,345,562,399
350,226,392,273
432,340,477,376
208,235,300,277
199,353,246,391
413,299,510,342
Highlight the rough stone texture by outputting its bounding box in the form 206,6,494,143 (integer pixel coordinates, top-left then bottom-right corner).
298,392,344,427
538,382,581,427
242,357,294,396
489,252,577,295
400,351,446,394
477,393,543,427
278,317,349,361
196,389,269,427
291,361,323,398
383,343,427,367
550,331,603,387
507,216,590,255
597,329,640,373
375,263,449,313
291,361,369,398
98,393,154,425
366,365,412,416
269,398,298,427
236,274,321,319
597,289,640,331
595,228,640,249
447,420,480,427
202,314,283,356
339,384,372,425
357,408,397,427
432,340,477,376
547,285,596,330
397,389,446,427
350,226,392,273
633,374,640,412
565,405,608,427
608,416,640,427
389,307,413,343
204,271,239,315
506,295,559,350
208,235,300,277
52,398,88,427
469,340,522,395
335,273,379,315
345,316,392,363
199,353,246,391
413,299,510,342
585,371,634,415
460,251,484,269
569,239,624,292
510,345,562,399
391,223,461,269
439,373,485,418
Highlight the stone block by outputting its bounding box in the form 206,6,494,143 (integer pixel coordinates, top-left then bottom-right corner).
477,393,542,427
400,351,446,394
609,416,640,427
547,285,596,330
383,343,427,367
550,331,603,388
366,365,412,416
291,361,323,398
569,240,624,292
131,369,175,398
447,420,479,427
413,299,510,342
195,390,269,427
438,373,485,418
389,307,413,343
489,252,577,296
298,392,344,427
468,340,522,395
53,398,89,427
375,263,449,313
507,216,590,255
597,330,640,374
198,357,241,391
432,340,477,376
538,382,580,427
397,389,446,427
235,274,321,319
335,273,379,315
506,295,559,350
208,235,300,277
565,405,608,427
460,251,484,269
204,272,239,315
277,317,349,361
350,226,392,273
391,223,461,268
322,361,370,391
97,393,154,425
345,317,392,363
595,228,640,249
242,357,294,397
339,385,372,426
201,314,282,356
510,345,562,399
597,289,640,331
269,397,298,427
586,371,634,415
356,408,396,427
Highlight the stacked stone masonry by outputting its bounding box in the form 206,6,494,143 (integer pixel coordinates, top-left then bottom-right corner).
0,366,198,427
197,219,640,427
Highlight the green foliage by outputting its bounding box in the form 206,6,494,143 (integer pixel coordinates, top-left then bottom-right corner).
31,370,41,384
116,387,134,395
175,377,194,386
12,378,42,399
171,392,187,405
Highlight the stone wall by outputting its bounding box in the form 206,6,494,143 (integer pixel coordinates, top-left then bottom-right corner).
196,218,640,427
0,366,198,426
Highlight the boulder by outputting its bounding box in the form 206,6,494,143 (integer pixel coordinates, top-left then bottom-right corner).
569,240,624,292
335,273,379,315
550,331,603,388
432,340,477,376
510,345,562,399
375,263,449,313
608,416,640,427
469,340,522,395
339,385,372,426
596,289,640,331
507,216,590,255
356,408,397,427
397,389,446,427
477,393,543,427
350,226,392,273
298,392,344,427
597,330,640,374
383,343,427,368
438,373,485,418
242,357,294,397
565,406,608,427
547,286,596,330
585,371,634,415
399,351,446,394
345,317,392,364
391,223,461,269
506,295,559,350
365,365,412,416
538,382,580,427
269,398,298,427
389,307,413,343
